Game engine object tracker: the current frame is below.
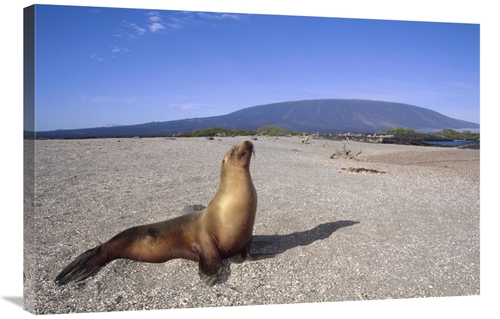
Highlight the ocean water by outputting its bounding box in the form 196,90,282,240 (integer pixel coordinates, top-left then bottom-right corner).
423,139,477,146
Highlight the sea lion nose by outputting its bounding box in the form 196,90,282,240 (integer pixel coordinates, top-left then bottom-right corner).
242,141,253,149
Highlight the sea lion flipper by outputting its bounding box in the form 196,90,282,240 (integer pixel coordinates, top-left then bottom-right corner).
55,246,106,285
199,266,222,286
195,240,223,286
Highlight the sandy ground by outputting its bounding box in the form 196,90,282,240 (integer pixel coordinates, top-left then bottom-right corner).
23,136,480,314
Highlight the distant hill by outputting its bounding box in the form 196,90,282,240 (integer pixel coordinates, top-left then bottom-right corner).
32,99,479,139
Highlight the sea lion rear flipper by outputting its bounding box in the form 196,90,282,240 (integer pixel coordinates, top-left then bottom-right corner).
54,246,106,285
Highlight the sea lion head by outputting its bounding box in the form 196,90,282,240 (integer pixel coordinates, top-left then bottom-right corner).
222,141,254,169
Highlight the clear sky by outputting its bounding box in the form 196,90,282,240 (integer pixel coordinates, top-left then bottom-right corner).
33,4,480,131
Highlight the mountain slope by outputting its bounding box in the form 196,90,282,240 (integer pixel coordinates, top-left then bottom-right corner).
222,99,477,133
33,99,479,138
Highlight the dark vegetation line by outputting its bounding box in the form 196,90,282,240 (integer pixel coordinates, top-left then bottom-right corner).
177,125,479,140
176,125,302,137
379,127,479,140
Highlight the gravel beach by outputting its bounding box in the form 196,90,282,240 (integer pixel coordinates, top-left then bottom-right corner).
23,136,480,314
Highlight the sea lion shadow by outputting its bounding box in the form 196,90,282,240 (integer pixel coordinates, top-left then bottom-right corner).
216,220,360,285
250,220,360,255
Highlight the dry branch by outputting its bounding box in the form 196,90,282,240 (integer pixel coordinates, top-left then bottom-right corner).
330,143,362,159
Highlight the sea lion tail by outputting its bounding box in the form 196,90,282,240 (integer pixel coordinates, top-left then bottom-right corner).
55,246,106,285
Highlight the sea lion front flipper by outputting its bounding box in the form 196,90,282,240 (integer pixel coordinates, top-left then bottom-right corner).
199,266,222,286
194,240,223,286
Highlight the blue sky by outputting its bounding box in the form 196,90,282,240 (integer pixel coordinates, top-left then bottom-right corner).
33,4,480,131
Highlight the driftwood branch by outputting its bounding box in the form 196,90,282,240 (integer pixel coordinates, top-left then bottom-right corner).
341,167,386,174
300,133,327,147
330,143,362,159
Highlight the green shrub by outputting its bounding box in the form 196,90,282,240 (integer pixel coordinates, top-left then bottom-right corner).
434,128,479,140
378,127,479,139
177,126,257,137
383,127,417,135
256,125,299,136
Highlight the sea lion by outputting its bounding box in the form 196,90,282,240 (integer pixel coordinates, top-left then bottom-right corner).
55,140,272,286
